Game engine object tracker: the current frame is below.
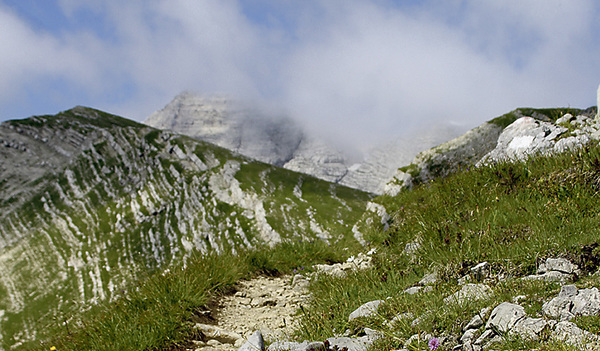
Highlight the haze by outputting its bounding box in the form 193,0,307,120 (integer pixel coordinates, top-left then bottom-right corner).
1,0,599,148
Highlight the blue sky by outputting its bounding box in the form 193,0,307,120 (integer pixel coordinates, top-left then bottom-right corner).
1,0,599,145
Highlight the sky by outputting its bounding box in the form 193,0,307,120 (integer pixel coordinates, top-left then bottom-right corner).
1,0,599,147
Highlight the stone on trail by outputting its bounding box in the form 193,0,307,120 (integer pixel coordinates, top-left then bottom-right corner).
195,323,243,345
267,341,324,351
239,330,266,351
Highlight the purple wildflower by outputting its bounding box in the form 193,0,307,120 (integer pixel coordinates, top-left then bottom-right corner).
428,337,440,350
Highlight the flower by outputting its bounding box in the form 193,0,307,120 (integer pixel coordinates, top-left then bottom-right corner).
428,337,440,350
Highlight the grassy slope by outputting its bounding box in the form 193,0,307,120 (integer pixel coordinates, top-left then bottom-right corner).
0,108,372,350
297,140,600,350
16,107,600,350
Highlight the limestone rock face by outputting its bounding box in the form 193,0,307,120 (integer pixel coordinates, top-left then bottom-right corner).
146,93,303,167
145,93,459,194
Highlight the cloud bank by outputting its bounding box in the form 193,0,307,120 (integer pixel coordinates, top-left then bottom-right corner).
1,0,599,147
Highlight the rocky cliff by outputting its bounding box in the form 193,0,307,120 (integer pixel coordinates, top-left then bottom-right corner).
145,93,460,194
0,107,371,348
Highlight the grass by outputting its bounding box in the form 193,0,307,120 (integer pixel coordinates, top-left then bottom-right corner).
294,141,600,350
30,239,352,351
5,106,600,350
38,130,594,349
0,108,372,350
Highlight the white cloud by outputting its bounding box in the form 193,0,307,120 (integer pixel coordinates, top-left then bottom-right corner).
279,0,600,148
0,0,599,151
0,5,96,103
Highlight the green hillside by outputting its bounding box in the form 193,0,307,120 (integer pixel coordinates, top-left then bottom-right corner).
0,107,371,349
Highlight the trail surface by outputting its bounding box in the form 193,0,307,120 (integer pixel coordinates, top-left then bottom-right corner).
189,274,309,351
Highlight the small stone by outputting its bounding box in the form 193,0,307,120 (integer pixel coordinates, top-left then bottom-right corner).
470,262,490,282
473,329,495,346
538,258,579,275
419,272,438,286
403,286,422,295
444,284,493,305
238,330,265,351
404,242,420,255
556,113,574,124
292,274,310,290
464,315,484,331
267,341,324,351
207,339,222,347
195,323,242,345
348,300,384,321
461,329,477,343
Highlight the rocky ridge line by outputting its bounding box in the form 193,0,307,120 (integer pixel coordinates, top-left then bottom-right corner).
144,93,461,194
385,107,599,194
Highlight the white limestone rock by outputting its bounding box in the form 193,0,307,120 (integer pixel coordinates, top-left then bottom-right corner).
486,302,526,334
478,117,568,165
239,330,265,351
348,300,385,321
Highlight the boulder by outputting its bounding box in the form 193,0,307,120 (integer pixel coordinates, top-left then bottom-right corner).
478,117,567,165
509,317,553,341
552,321,600,350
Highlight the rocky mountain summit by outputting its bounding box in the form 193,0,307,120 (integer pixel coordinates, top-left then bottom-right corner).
0,107,370,349
145,93,460,194
385,106,599,194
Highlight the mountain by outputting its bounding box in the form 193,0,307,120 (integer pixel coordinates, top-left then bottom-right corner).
144,93,461,194
0,107,371,349
385,107,599,194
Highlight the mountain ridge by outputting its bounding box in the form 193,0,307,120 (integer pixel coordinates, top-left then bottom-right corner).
145,93,462,194
0,107,371,349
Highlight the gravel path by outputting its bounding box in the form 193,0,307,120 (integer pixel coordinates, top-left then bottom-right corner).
189,274,310,351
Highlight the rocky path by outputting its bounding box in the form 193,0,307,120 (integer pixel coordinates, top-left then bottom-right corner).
187,274,310,351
